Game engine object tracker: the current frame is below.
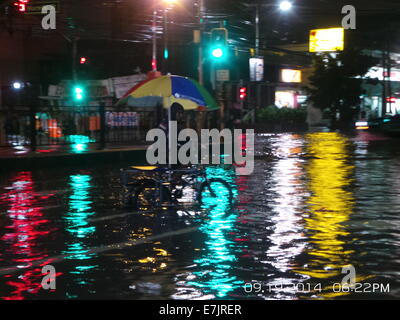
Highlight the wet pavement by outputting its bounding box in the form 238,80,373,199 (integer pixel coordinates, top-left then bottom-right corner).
0,130,400,300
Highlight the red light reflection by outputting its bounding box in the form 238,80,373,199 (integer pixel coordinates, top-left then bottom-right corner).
0,172,58,300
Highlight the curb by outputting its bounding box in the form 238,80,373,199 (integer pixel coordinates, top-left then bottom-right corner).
0,148,149,171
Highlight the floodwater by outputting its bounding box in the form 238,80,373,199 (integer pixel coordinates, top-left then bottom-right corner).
0,131,399,300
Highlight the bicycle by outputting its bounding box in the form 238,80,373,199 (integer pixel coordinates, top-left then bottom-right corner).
120,165,233,210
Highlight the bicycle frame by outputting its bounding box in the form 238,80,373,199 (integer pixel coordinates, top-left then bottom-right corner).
120,165,208,206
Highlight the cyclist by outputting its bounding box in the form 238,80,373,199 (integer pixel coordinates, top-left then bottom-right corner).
158,102,185,168
158,102,185,134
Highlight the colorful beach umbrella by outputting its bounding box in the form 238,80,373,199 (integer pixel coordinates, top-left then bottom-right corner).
116,75,219,111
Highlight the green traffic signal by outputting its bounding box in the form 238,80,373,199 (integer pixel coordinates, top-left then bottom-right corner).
210,28,228,61
74,86,84,101
212,47,224,59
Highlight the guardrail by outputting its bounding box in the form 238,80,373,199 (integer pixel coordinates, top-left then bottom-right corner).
0,105,219,150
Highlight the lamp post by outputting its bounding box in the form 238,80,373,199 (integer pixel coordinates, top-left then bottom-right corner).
245,1,293,121
152,0,158,71
150,0,178,73
162,0,178,73
253,1,293,58
198,0,205,85
255,2,260,57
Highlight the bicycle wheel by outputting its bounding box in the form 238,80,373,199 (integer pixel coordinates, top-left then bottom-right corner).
133,179,171,209
198,178,233,207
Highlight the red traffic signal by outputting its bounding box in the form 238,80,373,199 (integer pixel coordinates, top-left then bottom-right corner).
239,87,247,100
80,57,87,64
14,0,29,12
386,97,396,103
151,59,157,71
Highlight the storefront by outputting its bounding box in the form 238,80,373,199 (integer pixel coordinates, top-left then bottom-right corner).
274,68,308,108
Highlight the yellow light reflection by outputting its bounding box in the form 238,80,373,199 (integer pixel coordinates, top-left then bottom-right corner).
294,132,369,298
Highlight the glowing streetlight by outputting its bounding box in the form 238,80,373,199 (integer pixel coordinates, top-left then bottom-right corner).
279,1,293,11
12,82,23,90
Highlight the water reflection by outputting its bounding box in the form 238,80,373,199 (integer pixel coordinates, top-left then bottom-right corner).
1,131,398,300
63,174,98,298
173,167,242,299
263,134,308,298
294,133,361,297
0,172,56,300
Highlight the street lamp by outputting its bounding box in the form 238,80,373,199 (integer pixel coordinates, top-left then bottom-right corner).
150,0,178,73
152,0,158,71
162,0,179,73
279,1,293,12
253,1,293,57
12,82,23,90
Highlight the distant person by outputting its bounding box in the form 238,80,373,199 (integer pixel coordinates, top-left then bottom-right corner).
158,102,185,135
158,102,185,166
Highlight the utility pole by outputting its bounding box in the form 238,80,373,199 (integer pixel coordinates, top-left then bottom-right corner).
255,1,260,57
387,26,393,115
152,0,158,71
382,49,386,116
163,8,168,73
198,0,205,85
72,37,78,82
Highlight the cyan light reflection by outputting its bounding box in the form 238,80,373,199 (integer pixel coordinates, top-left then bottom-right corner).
187,166,242,299
65,135,94,154
63,174,98,295
65,175,95,242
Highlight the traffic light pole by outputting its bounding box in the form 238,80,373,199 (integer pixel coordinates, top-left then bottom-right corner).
198,0,205,85
255,2,260,57
152,0,158,71
72,37,78,82
163,8,169,73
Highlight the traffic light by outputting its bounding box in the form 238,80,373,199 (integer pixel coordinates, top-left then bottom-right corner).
210,28,228,60
79,57,87,65
239,86,247,101
73,86,84,101
151,59,157,71
14,0,29,12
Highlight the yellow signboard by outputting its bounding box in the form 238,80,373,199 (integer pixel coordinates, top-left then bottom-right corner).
309,28,344,52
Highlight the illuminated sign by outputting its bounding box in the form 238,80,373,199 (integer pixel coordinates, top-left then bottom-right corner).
281,69,302,83
249,58,264,81
364,67,400,82
309,28,344,53
275,91,295,108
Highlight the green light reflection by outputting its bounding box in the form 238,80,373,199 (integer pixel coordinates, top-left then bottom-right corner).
63,174,98,296
188,166,242,298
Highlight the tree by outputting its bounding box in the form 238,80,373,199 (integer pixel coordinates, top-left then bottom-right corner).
305,47,378,128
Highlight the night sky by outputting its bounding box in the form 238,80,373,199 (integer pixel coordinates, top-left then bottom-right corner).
2,0,400,79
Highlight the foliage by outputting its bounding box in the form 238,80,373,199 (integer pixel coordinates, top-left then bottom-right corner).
304,47,378,125
256,105,307,124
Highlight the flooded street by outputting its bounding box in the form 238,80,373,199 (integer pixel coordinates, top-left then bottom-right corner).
1,131,400,300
